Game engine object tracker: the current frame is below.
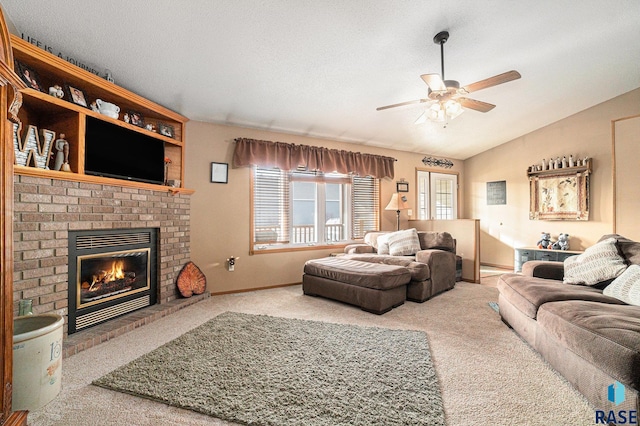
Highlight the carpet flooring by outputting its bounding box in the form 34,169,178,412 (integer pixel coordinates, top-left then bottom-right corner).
27,282,596,425
94,312,445,425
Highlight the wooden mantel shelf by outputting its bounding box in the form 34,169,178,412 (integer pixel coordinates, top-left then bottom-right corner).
14,165,195,195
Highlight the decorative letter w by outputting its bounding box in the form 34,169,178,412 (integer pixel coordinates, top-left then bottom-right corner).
12,122,55,169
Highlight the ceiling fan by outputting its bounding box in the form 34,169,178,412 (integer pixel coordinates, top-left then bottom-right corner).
377,30,521,125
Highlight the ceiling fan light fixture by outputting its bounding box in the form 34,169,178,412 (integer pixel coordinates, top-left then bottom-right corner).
427,103,445,122
426,100,464,123
377,30,520,122
445,99,464,118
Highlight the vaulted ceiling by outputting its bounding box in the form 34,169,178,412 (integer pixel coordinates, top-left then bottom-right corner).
2,0,639,159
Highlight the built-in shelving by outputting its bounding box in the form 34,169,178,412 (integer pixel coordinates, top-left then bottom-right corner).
11,34,191,193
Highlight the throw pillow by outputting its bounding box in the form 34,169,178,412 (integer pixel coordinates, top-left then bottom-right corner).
376,233,391,255
387,228,421,256
563,238,627,286
603,264,640,306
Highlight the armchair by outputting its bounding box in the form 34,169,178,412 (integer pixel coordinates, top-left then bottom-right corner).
342,230,457,302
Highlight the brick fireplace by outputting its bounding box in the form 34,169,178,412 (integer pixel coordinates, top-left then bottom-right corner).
13,175,192,337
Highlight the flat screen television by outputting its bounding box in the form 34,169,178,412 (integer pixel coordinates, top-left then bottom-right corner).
84,116,165,185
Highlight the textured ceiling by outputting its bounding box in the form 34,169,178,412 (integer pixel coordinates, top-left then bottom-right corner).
2,0,639,159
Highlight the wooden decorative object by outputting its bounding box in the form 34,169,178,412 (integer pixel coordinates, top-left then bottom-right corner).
0,3,29,424
176,261,206,298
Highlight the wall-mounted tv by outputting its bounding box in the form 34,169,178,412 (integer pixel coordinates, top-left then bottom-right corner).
85,116,165,185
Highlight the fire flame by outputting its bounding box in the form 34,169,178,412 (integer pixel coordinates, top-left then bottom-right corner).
91,260,125,285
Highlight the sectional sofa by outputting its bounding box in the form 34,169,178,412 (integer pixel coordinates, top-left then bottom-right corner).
497,234,640,412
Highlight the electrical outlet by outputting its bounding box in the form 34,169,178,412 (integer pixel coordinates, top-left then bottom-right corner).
227,256,237,272
407,209,413,217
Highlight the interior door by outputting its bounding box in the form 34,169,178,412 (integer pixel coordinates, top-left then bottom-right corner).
417,171,458,220
613,115,640,239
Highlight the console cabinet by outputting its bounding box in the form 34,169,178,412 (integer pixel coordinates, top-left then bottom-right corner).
514,247,583,272
10,35,192,193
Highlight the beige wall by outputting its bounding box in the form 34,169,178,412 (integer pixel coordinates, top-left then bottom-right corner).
463,88,640,268
185,122,464,294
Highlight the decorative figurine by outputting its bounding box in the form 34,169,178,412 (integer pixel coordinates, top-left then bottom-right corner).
104,69,114,83
569,155,574,167
89,101,99,112
123,113,130,123
52,133,71,172
537,232,552,249
48,85,64,99
551,233,570,250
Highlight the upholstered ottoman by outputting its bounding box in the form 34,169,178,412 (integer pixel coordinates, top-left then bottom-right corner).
302,257,411,314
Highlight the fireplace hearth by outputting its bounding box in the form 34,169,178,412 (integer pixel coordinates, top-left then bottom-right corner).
68,228,158,334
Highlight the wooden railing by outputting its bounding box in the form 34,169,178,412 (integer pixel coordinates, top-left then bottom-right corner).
255,224,345,244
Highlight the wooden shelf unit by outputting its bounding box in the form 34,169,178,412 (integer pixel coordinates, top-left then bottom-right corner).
527,159,591,177
11,34,190,192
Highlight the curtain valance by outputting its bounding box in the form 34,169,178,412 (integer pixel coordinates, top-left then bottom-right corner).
233,138,395,179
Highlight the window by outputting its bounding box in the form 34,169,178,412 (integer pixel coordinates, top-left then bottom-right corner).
417,171,458,220
252,167,379,251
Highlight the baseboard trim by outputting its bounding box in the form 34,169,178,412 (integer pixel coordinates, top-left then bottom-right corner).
210,282,301,296
480,262,513,271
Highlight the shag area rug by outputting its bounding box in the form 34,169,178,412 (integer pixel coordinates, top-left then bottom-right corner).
93,312,445,426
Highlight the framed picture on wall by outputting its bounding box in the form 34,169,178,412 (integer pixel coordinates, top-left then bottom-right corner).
529,170,589,220
487,180,506,205
396,182,409,192
211,162,228,184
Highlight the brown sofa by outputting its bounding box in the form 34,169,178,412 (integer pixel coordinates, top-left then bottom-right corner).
341,230,457,302
497,234,640,412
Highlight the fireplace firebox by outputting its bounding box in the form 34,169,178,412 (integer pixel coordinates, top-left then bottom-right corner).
68,228,158,334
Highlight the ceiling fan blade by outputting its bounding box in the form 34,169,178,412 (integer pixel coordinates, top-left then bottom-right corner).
458,97,496,113
421,74,447,92
376,98,430,111
460,70,521,94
